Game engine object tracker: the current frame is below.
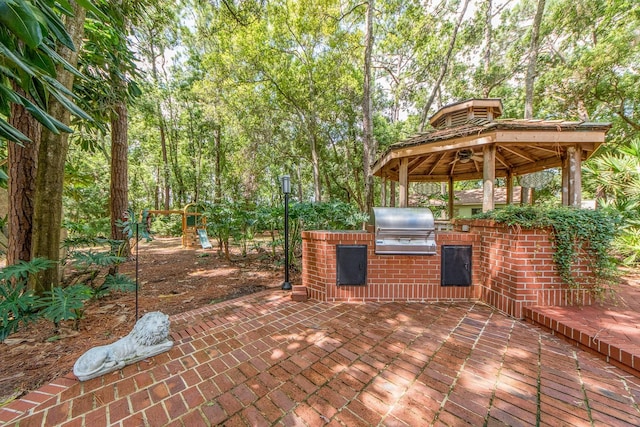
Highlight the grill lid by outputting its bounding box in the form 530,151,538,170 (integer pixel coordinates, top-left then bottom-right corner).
372,207,436,255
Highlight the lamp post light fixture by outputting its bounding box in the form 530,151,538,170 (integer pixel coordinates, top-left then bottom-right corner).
280,175,292,291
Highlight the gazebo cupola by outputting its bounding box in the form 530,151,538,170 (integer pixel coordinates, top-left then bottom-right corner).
429,98,503,129
372,98,611,216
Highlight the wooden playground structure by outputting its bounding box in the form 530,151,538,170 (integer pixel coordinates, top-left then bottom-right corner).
147,203,207,248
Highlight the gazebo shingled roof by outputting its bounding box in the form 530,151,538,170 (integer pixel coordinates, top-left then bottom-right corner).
372,99,611,215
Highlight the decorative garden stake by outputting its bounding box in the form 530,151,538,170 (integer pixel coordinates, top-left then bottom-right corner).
118,208,153,320
135,222,139,319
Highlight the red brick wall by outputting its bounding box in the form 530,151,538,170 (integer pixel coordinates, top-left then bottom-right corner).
302,220,595,318
302,231,481,303
453,219,593,318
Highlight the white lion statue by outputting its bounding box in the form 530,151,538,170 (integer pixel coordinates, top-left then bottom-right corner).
73,311,174,381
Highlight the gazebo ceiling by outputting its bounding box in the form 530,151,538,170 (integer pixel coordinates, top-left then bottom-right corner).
372,117,611,183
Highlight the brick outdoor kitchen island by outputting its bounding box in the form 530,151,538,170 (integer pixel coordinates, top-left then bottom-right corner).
302,219,595,319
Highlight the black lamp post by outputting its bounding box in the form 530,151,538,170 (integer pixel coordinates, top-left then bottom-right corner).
280,175,292,291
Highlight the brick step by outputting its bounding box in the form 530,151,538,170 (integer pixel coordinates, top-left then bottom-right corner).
524,307,640,378
291,285,308,302
292,285,307,294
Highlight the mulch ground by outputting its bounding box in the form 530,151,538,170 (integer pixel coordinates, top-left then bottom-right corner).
0,237,292,404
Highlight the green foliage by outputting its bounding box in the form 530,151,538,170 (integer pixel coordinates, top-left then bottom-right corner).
0,258,57,283
475,205,619,297
0,258,55,342
287,201,369,269
205,202,238,259
289,201,369,231
69,250,127,270
63,219,111,239
61,236,135,301
35,285,93,329
62,236,123,252
584,138,640,265
544,208,619,293
203,200,367,268
93,273,137,299
63,152,111,234
150,215,182,237
0,283,39,342
614,228,640,266
117,208,153,242
0,0,96,142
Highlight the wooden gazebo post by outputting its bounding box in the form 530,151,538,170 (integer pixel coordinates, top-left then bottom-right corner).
399,158,409,207
506,170,514,205
562,145,582,207
381,177,387,207
448,176,454,220
482,145,496,212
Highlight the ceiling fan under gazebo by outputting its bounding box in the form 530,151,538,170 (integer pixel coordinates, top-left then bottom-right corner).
454,149,483,164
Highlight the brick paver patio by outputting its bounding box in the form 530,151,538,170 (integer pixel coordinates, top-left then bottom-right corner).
1,290,640,426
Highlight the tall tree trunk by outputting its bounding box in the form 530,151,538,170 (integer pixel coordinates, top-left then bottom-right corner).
147,40,171,210
419,0,470,131
309,119,322,202
165,93,185,205
482,0,493,97
159,110,171,210
524,0,546,119
110,100,129,246
7,88,41,266
30,3,86,293
213,126,222,203
362,0,376,214
154,165,160,210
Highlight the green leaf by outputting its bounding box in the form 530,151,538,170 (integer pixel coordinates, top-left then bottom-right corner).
0,79,22,104
0,282,40,342
38,43,85,80
53,0,74,16
101,273,136,294
36,284,92,324
0,63,21,81
37,2,75,50
0,41,37,77
26,47,56,75
0,118,31,143
75,0,109,22
0,258,56,282
15,91,66,133
48,86,93,121
0,0,43,49
69,250,127,270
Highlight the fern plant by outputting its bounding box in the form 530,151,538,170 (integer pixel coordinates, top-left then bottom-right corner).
0,258,55,342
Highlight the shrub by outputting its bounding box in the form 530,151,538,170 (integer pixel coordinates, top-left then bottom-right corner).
35,284,93,330
93,273,137,299
0,258,55,341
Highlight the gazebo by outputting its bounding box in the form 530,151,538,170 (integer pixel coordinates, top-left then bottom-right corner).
372,99,611,218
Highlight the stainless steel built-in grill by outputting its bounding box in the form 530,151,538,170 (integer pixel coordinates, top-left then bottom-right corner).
372,207,437,255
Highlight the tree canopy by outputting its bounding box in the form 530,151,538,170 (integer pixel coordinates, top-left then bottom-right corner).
1,0,639,265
